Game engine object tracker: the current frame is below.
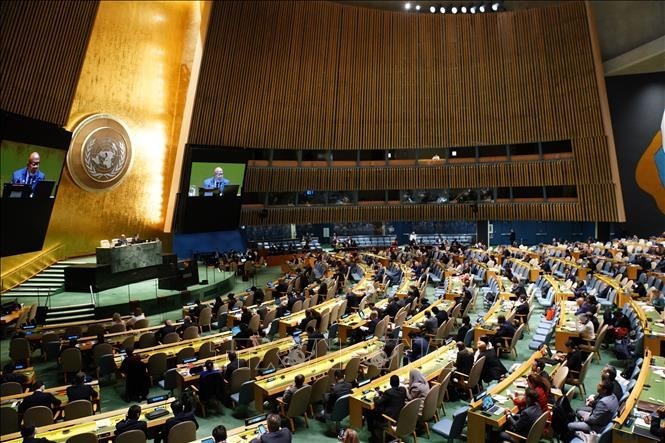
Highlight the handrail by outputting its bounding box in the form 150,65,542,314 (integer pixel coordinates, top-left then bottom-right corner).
0,243,65,293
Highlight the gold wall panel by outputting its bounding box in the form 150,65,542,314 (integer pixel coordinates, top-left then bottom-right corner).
45,1,201,259
0,0,98,124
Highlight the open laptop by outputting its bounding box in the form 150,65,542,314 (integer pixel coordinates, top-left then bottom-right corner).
481,394,503,415
33,180,55,198
222,185,240,197
358,310,366,319
292,330,303,346
231,326,241,335
2,183,31,199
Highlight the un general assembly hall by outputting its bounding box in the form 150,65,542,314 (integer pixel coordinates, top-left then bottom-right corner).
1,1,664,442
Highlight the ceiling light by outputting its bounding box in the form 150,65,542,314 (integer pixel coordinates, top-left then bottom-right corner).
451,6,458,13
404,2,412,10
470,6,476,13
440,6,446,13
430,5,436,13
492,2,500,11
461,6,467,13
415,4,421,10
451,150,457,157
479,4,486,12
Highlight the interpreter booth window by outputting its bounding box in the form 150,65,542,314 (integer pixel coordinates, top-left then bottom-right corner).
413,189,442,204
545,186,577,199
418,148,446,163
448,146,476,162
271,149,299,165
401,190,418,204
478,188,495,202
478,144,509,161
301,149,330,166
241,192,266,205
512,186,544,200
387,148,418,165
268,192,297,206
328,191,355,205
358,149,385,165
497,187,511,201
450,188,475,203
387,190,400,204
509,142,540,160
428,189,450,204
298,190,326,206
358,190,386,204
541,140,573,157
331,149,358,165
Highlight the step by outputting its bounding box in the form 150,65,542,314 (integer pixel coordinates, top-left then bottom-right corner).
44,313,96,324
47,303,95,313
21,279,64,285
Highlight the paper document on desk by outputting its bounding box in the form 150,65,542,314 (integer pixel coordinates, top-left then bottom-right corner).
96,419,112,430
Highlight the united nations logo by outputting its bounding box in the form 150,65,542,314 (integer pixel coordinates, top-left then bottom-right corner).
67,114,133,192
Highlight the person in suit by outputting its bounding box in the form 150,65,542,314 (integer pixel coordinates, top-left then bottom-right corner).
367,375,407,443
305,325,324,354
384,297,402,319
0,362,28,385
66,372,98,403
500,388,542,442
115,404,148,437
281,374,307,408
157,319,177,343
18,381,62,414
119,349,150,402
454,315,472,343
19,425,55,443
407,331,429,362
250,413,291,443
11,152,45,192
223,351,247,383
156,400,198,443
558,340,585,373
202,167,231,192
422,311,438,335
432,306,448,327
568,381,619,434
198,360,221,387
646,406,665,440
514,294,530,324
382,332,398,362
492,315,516,349
454,342,474,376
233,324,254,350
477,340,508,383
323,369,352,416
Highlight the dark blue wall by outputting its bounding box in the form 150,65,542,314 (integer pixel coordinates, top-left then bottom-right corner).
173,230,246,259
490,221,595,246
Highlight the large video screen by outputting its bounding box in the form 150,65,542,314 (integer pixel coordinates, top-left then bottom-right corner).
1,111,71,257
174,146,249,233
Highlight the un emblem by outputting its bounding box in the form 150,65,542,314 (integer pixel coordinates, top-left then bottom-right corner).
67,114,133,192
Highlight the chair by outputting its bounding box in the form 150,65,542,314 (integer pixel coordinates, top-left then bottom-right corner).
132,319,150,330
344,357,361,384
431,406,469,443
580,324,608,362
86,324,106,337
22,405,54,426
166,420,197,443
0,406,19,435
327,394,350,436
1,381,23,396
308,376,331,416
65,432,97,443
278,385,312,432
230,380,255,417
226,367,251,399
247,355,261,378
175,347,196,364
40,332,60,360
147,352,168,385
419,383,441,439
247,314,261,333
383,398,422,443
162,332,180,344
137,333,157,349
455,356,485,400
198,341,216,359
504,411,549,443
497,323,525,360
64,399,93,420
98,354,118,383
192,372,224,417
93,343,114,376
108,323,126,333
9,338,31,365
567,352,593,397
260,347,281,372
64,326,84,337
158,368,179,395
364,364,381,380
436,371,452,419
196,307,213,333
551,366,569,391
115,430,147,443
61,347,83,382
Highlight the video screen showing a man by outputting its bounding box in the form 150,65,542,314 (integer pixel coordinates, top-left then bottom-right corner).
202,166,231,192
11,151,45,191
189,161,245,197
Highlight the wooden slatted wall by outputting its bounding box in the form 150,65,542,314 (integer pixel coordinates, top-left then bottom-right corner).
190,1,622,223
0,1,99,125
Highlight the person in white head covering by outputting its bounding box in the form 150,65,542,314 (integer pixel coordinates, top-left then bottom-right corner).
406,368,429,413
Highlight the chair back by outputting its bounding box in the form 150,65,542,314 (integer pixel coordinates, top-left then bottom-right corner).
507,323,525,358
420,383,441,421
393,310,407,328
183,325,200,339
229,367,251,395
0,406,19,435
61,347,83,374
318,312,330,333
437,371,452,409
449,406,470,438
64,326,83,337
578,352,594,382
525,411,549,443
93,343,114,365
167,420,197,443
286,385,312,418
197,307,212,329
467,356,486,388
98,354,118,379
292,300,303,313
64,399,93,420
330,394,351,422
374,317,388,339
463,328,474,347
260,347,281,371
86,324,105,337
344,357,361,383
176,347,196,364
248,314,261,333
315,339,328,358
65,432,97,443
115,429,147,443
237,380,255,405
248,355,261,378
23,405,54,426
9,338,30,363
162,332,180,344
133,319,149,330
395,398,422,437
198,341,216,359
137,333,157,349
551,366,569,390
147,352,168,381
309,376,331,407
262,309,277,330
0,382,22,396
108,323,126,333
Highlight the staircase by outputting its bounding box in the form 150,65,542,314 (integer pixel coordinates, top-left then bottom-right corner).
1,259,87,300
44,303,96,324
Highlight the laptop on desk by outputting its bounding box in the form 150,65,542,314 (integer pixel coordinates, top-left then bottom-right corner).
480,394,503,415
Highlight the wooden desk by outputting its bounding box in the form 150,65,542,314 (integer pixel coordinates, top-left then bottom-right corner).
473,293,516,343
613,351,664,442
0,398,176,443
348,341,458,428
25,316,133,344
337,298,389,345
68,323,183,352
466,351,559,442
554,300,581,352
113,331,232,366
253,338,383,410
180,291,250,318
594,274,628,307
0,305,29,327
393,267,415,299
277,297,344,337
0,381,101,412
401,299,455,345
440,276,465,301
632,300,665,357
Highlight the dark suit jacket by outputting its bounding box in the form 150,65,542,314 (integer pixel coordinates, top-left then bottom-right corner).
66,384,97,402
115,418,148,437
508,404,542,436
496,321,516,340
161,411,198,442
479,349,507,383
564,349,584,373
306,332,324,353
224,358,248,382
435,311,449,327
455,348,474,375
327,380,352,412
18,391,61,413
374,386,407,420
250,428,292,443
455,324,472,342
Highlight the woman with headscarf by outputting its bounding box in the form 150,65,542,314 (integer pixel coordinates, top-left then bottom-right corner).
406,368,430,413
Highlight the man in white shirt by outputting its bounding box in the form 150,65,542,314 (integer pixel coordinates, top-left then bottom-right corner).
576,313,595,344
